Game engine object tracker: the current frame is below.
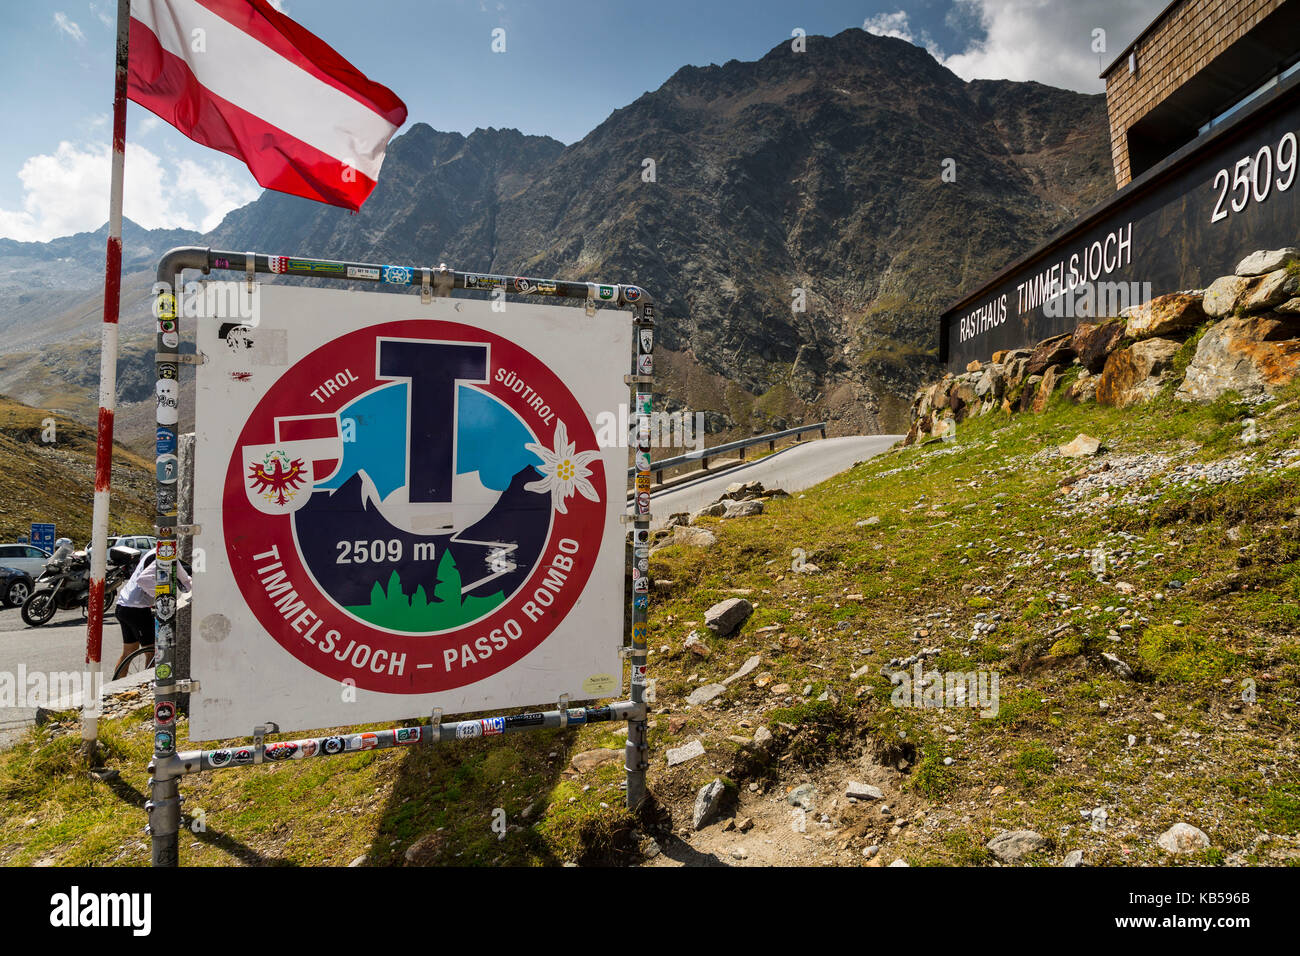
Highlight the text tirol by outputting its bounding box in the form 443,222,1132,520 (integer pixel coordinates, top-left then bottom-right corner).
248,538,585,674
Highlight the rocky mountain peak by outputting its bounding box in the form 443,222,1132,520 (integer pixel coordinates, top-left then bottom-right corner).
0,29,1115,450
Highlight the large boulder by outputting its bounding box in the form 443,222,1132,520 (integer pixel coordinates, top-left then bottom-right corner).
1004,355,1030,388
1066,368,1098,403
1123,292,1207,340
723,499,764,519
1203,275,1250,317
651,526,717,552
1156,822,1211,854
949,381,978,419
902,412,930,446
1205,268,1300,317
688,502,727,524
1071,320,1125,372
1096,338,1181,407
693,779,727,830
705,597,753,636
911,381,945,424
974,364,1006,400
1241,268,1300,312
1024,334,1076,376
1176,314,1300,402
1236,247,1299,276
1014,374,1042,413
1032,365,1063,413
686,683,726,706
720,481,766,501
1059,433,1102,457
987,830,1046,863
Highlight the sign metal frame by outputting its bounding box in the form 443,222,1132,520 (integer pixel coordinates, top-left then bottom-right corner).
145,248,655,867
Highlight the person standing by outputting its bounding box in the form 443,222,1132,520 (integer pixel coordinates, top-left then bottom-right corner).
114,551,191,676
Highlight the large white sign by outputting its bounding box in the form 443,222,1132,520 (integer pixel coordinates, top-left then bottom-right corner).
190,282,630,740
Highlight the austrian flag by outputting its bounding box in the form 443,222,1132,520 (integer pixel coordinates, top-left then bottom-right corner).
127,0,407,210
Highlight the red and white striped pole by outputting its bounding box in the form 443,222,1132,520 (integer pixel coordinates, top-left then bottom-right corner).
83,0,131,757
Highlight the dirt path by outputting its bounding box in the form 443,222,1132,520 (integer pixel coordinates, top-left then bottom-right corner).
645,751,928,867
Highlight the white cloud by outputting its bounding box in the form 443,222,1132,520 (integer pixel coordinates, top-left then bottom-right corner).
88,1,113,28
0,141,260,242
863,11,911,39
54,11,86,43
862,11,943,59
870,0,1168,93
173,159,263,231
947,0,1173,91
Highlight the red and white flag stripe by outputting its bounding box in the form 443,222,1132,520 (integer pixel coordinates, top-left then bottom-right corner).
128,0,407,210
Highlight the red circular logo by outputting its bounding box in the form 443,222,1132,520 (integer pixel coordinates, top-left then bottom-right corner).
223,319,606,693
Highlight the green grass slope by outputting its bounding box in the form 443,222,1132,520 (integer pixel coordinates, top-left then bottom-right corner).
0,395,155,544
3,376,1299,866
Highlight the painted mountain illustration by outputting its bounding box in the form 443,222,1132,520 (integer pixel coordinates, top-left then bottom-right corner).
293,465,552,632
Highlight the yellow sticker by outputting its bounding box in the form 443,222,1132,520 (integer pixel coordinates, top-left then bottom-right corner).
635,473,651,492
582,673,618,696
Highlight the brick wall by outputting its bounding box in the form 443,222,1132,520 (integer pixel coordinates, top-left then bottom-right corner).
1104,0,1288,187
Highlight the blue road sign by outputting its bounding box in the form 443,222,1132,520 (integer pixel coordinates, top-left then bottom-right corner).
30,523,55,552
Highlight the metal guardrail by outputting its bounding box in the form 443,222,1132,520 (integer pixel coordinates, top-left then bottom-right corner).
627,422,828,485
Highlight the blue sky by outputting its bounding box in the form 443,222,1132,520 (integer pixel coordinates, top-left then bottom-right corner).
0,0,1166,242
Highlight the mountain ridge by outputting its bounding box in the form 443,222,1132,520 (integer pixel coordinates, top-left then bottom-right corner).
0,27,1115,452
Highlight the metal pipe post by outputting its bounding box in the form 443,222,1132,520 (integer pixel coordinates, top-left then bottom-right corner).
149,271,182,867
626,299,656,810
147,248,209,866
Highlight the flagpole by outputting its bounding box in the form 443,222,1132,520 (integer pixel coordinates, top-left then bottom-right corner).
83,0,131,759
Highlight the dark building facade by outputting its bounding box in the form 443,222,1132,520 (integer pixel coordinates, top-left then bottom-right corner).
941,0,1300,370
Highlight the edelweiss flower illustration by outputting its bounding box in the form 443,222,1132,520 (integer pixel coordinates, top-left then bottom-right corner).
525,420,601,514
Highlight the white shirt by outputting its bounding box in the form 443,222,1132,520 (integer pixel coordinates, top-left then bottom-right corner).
117,552,191,609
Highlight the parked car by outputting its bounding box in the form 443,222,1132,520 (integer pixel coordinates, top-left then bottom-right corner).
87,535,158,561
109,534,157,552
0,543,52,577
0,566,34,607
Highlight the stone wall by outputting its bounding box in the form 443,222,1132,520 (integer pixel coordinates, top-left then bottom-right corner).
906,246,1300,445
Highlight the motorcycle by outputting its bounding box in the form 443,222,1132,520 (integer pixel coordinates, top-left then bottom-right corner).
20,545,140,627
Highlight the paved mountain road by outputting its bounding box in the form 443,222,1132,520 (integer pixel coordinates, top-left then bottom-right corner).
634,435,902,529
0,607,120,748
